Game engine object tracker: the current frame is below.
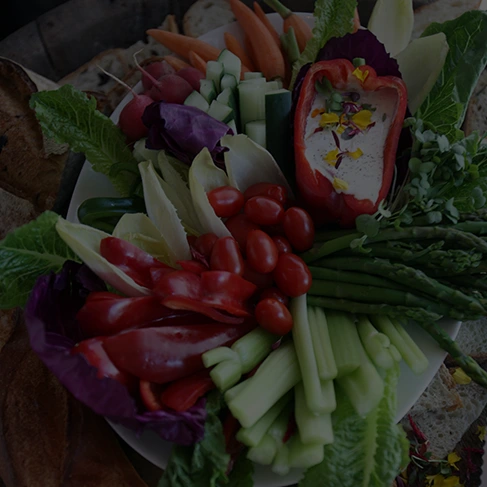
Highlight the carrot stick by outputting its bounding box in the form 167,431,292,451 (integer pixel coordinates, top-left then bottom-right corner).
163,55,190,71
229,0,285,81
224,32,256,72
147,29,221,62
264,0,312,52
253,2,281,47
188,51,207,74
244,35,260,72
352,8,361,33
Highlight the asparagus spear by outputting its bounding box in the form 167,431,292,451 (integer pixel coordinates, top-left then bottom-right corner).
317,257,486,316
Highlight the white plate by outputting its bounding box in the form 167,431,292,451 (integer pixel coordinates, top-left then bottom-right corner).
66,13,461,486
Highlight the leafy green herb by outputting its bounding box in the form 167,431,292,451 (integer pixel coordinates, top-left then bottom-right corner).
298,364,409,487
0,212,79,309
416,11,487,140
30,85,138,196
226,452,254,487
159,391,230,487
290,0,357,89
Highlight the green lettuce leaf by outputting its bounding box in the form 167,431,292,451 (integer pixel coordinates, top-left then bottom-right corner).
299,364,409,487
226,453,254,487
0,212,79,309
30,85,138,196
290,0,357,88
159,392,230,487
416,11,487,140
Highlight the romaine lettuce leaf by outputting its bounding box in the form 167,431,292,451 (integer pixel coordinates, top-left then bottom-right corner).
299,364,409,487
416,11,487,140
290,0,357,88
0,211,78,309
30,85,137,196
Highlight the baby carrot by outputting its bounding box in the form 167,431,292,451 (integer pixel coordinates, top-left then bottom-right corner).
147,29,220,62
229,0,285,81
188,51,207,74
253,2,281,47
224,32,256,72
163,55,191,71
244,35,260,72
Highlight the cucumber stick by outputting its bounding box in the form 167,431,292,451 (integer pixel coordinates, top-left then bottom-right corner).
221,73,238,91
244,71,264,80
200,79,217,103
208,100,234,123
245,120,266,148
238,81,279,128
206,61,224,92
184,91,209,111
217,49,242,84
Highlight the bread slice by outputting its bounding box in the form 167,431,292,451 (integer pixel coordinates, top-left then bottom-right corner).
183,0,235,38
412,0,481,39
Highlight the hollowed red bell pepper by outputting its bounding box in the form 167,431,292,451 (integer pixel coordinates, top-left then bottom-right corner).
103,321,255,384
100,237,173,288
76,291,200,337
294,59,407,227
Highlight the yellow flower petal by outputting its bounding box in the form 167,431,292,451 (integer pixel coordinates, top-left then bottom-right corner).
452,367,472,385
333,178,348,191
426,474,440,487
352,67,369,82
336,125,345,135
351,110,373,130
319,112,340,127
443,476,463,487
447,452,461,470
324,148,339,166
349,148,363,159
311,108,324,118
477,425,486,441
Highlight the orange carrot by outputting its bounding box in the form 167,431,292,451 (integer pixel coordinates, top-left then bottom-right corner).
253,2,281,48
188,51,207,74
224,32,256,72
352,8,361,33
264,0,312,52
163,55,190,71
244,35,260,72
147,29,220,62
229,0,285,81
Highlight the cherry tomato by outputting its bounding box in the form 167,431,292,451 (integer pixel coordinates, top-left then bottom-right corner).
260,287,289,306
273,253,312,297
139,380,164,411
210,237,244,275
207,186,244,218
243,263,274,290
272,236,292,254
193,233,218,260
263,223,285,237
283,207,315,252
255,298,293,335
246,230,278,274
244,196,284,226
225,214,260,250
244,182,288,205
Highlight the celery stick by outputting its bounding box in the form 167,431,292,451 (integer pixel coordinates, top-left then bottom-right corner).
295,382,334,445
236,393,291,448
370,315,429,374
272,444,290,476
247,435,277,465
267,402,293,444
228,341,301,428
202,347,238,367
337,346,385,416
357,315,395,370
232,328,278,373
291,295,329,414
319,379,337,413
225,378,251,403
308,307,338,381
287,435,325,469
327,311,362,377
210,360,243,391
390,344,402,362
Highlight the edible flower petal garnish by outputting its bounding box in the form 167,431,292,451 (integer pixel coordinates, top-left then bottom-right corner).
351,110,373,130
452,367,472,385
352,66,370,83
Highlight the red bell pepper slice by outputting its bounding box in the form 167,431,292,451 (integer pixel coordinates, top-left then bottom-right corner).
103,321,255,384
160,369,216,412
139,380,165,412
100,237,173,288
72,337,136,391
177,259,209,275
294,59,407,227
76,291,199,337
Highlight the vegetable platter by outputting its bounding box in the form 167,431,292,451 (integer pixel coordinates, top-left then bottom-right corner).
2,0,487,486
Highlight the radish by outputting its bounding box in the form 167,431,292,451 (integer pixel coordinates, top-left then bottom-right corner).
141,61,175,91
97,65,153,141
148,74,193,104
176,67,205,91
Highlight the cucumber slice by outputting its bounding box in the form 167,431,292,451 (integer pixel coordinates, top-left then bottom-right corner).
244,72,264,80
217,49,242,82
184,91,210,112
208,100,234,123
217,87,238,112
200,79,217,104
245,120,266,148
238,81,280,128
206,61,224,92
265,89,293,183
227,119,238,134
240,77,267,85
221,73,238,91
